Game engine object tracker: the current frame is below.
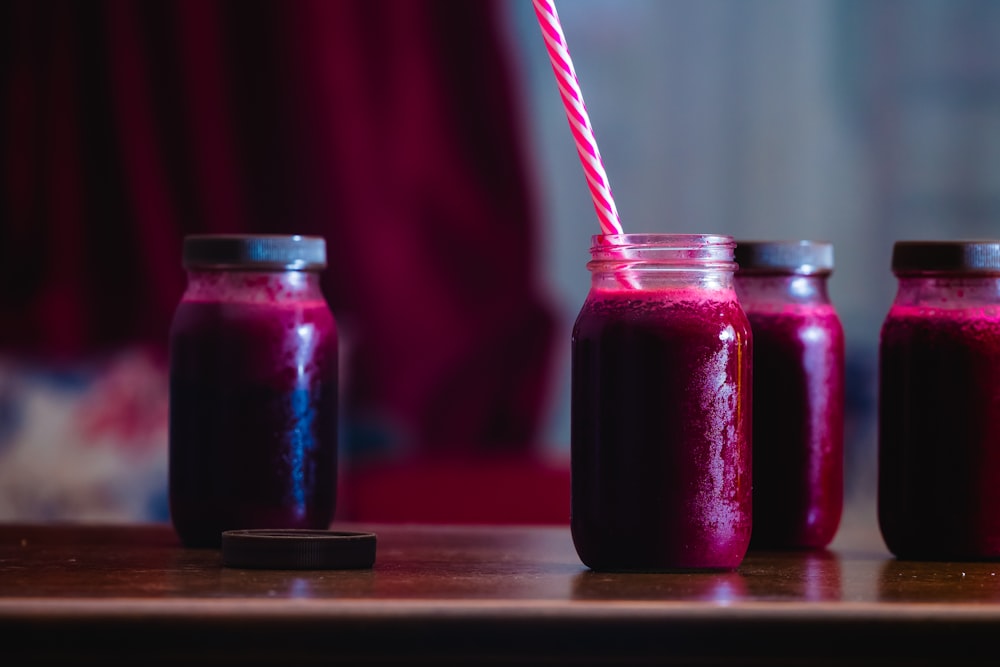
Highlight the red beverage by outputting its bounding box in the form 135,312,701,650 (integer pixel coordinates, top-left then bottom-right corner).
168,235,337,548
879,305,1000,559
743,304,844,549
878,240,1000,560
571,234,752,572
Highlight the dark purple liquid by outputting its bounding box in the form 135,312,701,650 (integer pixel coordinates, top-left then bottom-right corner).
746,304,844,550
879,305,1000,560
571,287,752,571
169,298,338,548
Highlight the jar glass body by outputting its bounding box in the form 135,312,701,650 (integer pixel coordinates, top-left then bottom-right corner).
879,273,1000,560
168,268,338,547
735,273,844,550
570,234,753,571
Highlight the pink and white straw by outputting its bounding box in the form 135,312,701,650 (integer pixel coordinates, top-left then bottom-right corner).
533,0,624,237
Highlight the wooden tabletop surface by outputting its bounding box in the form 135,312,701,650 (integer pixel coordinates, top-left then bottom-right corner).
2,520,999,665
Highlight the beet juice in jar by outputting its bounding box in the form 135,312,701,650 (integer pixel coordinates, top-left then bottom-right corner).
879,240,1000,561
735,240,844,550
571,234,753,571
168,235,338,548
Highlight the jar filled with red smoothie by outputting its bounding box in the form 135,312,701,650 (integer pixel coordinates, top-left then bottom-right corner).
879,240,1000,561
168,235,338,548
734,240,844,550
571,234,752,571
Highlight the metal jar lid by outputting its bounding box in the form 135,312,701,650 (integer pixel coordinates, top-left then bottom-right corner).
183,234,327,271
221,529,377,570
734,240,834,275
891,240,1000,275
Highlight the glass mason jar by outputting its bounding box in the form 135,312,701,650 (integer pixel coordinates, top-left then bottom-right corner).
571,234,753,571
879,240,1000,560
168,234,338,548
734,240,845,550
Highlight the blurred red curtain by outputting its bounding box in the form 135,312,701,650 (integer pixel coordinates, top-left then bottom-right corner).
0,0,557,460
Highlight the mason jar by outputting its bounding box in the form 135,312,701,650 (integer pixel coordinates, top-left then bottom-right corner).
879,240,1000,560
571,234,752,571
169,234,338,548
735,240,844,550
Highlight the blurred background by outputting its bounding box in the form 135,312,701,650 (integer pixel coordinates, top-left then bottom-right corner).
3,0,999,547
512,0,1000,547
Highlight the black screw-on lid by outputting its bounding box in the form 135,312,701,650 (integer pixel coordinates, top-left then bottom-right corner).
734,240,834,275
221,529,376,570
891,240,1000,275
183,234,327,270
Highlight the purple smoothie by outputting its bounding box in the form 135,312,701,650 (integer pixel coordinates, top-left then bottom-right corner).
879,304,1000,560
745,303,844,550
169,294,338,548
571,287,752,571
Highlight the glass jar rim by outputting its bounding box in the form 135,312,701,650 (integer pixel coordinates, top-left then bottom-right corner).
591,233,735,249
588,233,737,270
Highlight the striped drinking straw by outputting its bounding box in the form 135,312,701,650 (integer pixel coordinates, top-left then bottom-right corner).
532,0,624,237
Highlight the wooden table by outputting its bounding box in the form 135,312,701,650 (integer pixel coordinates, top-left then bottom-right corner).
2,521,1000,665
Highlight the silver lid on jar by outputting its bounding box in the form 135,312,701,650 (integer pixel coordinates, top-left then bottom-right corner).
891,240,1000,275
182,234,327,271
734,240,833,275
